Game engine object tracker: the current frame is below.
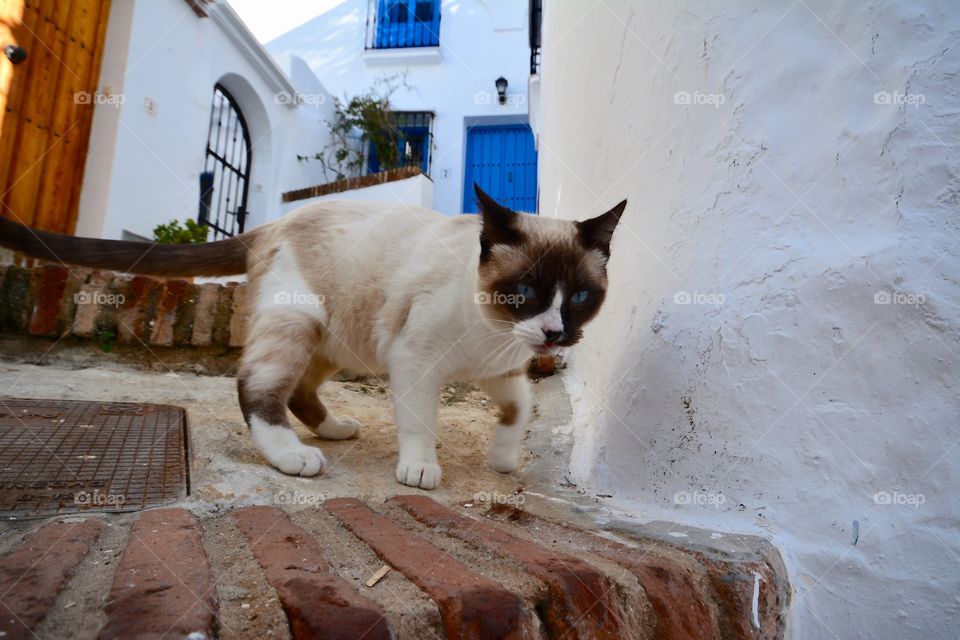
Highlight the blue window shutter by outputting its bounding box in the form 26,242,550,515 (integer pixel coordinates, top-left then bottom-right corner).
374,0,439,49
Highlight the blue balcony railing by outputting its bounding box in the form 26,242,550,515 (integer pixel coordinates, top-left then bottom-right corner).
366,0,440,49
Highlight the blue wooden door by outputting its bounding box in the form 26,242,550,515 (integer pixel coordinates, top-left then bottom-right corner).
462,124,538,213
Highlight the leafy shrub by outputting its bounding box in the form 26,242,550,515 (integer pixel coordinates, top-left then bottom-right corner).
153,219,209,244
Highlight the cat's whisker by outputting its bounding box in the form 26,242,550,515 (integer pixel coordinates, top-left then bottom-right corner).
476,336,524,373
497,338,528,367
475,337,516,370
458,328,516,346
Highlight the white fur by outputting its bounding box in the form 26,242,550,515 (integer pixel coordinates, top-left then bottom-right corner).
479,375,533,473
310,414,360,440
250,417,326,477
513,288,564,349
255,243,328,323
246,202,554,488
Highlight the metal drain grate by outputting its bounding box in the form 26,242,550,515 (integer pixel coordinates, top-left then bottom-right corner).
0,398,189,517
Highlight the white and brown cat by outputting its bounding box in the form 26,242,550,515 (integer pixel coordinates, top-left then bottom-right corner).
0,185,625,489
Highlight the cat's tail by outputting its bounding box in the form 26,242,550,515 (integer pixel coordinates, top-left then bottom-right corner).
0,215,252,277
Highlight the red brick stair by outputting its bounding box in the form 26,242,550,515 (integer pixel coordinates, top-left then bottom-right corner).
233,506,391,640
101,509,218,639
392,494,630,639
0,520,102,640
325,497,538,639
0,497,788,639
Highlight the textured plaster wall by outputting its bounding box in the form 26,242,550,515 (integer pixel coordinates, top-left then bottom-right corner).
536,2,960,638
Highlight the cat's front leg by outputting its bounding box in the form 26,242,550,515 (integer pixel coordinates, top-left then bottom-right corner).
479,372,532,473
389,359,443,489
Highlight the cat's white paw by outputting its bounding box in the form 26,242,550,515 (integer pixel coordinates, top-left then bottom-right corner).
250,419,327,476
395,460,442,489
310,415,361,440
271,446,327,476
486,448,520,473
486,427,522,473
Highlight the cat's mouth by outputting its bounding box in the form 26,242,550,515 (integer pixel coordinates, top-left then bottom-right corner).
533,338,575,354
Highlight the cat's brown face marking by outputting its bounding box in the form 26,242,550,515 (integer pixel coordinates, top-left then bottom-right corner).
473,184,626,351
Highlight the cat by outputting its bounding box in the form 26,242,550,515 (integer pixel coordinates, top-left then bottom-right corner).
0,184,625,489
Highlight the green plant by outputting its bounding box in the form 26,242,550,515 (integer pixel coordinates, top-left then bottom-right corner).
97,329,116,353
314,74,409,181
153,219,209,244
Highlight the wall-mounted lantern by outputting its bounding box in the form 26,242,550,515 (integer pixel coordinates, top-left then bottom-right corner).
495,76,508,105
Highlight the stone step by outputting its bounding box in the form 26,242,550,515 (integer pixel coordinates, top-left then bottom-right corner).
0,498,788,639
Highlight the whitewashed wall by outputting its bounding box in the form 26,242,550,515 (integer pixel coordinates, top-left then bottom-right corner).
536,2,960,639
277,174,433,215
76,0,335,240
267,0,531,215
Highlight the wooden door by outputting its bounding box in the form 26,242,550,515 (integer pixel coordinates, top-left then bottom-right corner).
0,0,111,234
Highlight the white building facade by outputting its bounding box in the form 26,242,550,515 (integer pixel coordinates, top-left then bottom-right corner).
267,0,538,216
76,0,337,241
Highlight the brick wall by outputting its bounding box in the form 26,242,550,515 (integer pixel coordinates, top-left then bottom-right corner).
0,262,555,377
0,263,248,350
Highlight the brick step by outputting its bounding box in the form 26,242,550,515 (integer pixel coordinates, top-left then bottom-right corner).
324,497,539,639
484,504,787,640
0,499,788,639
0,520,103,640
100,509,218,639
390,494,640,639
232,506,392,640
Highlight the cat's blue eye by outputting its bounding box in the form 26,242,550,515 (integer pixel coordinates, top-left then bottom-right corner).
572,290,589,304
517,283,535,300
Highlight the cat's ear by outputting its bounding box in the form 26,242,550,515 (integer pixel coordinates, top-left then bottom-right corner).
576,199,627,258
474,182,522,261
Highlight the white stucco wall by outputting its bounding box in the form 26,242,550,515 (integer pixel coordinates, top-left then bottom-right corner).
537,2,960,638
277,173,433,215
266,0,531,215
77,0,335,240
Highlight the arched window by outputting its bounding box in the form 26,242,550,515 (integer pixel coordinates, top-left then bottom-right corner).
199,84,251,239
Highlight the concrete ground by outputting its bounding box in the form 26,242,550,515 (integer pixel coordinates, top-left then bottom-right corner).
0,358,789,639
0,358,575,514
